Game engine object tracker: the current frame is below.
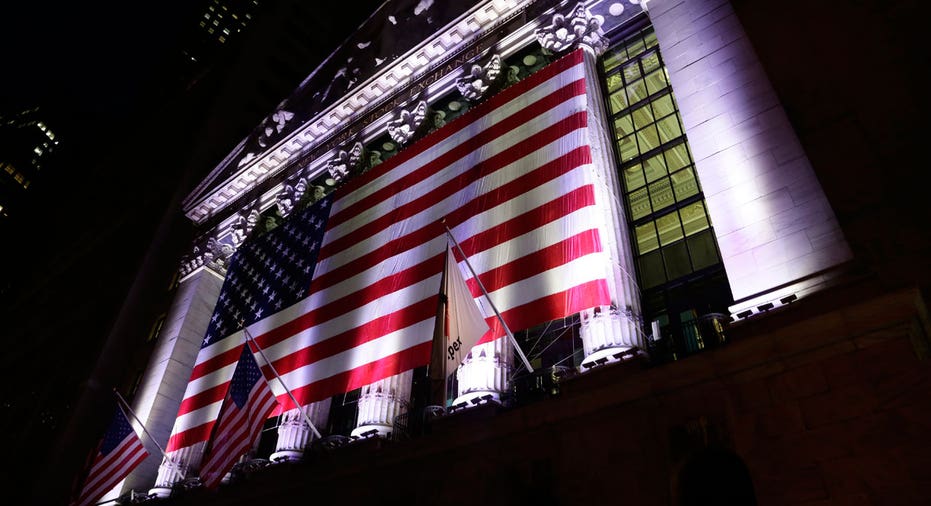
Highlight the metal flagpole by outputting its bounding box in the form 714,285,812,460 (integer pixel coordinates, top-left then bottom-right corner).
241,326,323,439
443,224,534,373
112,389,170,461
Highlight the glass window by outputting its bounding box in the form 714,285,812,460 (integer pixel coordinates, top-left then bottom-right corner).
649,178,675,212
622,61,641,83
631,104,655,130
618,135,638,161
614,114,634,138
641,51,661,74
671,166,700,201
642,154,667,183
644,70,668,95
651,93,676,119
626,79,648,105
665,143,691,172
687,230,719,270
628,187,651,220
636,222,659,254
663,241,692,280
657,115,683,143
636,125,660,153
639,250,666,289
656,212,683,246
680,201,710,236
624,163,646,190
606,73,624,93
609,90,628,114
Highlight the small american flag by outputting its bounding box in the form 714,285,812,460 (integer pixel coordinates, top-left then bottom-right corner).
167,197,330,452
73,405,149,506
199,344,279,489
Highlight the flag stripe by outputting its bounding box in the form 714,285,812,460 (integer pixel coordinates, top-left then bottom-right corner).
75,408,149,506
199,348,278,489
333,48,587,208
279,341,434,410
167,49,610,451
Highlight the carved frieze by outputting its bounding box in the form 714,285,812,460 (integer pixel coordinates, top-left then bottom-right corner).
325,141,366,184
456,53,505,102
387,100,430,147
535,3,608,55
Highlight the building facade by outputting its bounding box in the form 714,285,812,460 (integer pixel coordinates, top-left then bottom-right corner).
73,0,930,504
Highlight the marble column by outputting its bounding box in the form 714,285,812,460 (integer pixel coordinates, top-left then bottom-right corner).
453,336,511,405
270,400,332,462
536,4,646,370
108,265,224,496
646,0,852,317
351,371,413,438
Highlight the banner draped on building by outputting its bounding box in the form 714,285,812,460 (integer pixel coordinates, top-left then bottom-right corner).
166,48,610,455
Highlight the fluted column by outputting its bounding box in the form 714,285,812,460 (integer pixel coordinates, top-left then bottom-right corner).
351,371,413,438
453,336,511,405
537,4,645,369
270,399,331,461
149,443,206,498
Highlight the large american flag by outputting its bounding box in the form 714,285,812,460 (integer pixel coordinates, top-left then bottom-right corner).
74,405,149,506
166,48,610,454
166,198,330,452
199,345,278,489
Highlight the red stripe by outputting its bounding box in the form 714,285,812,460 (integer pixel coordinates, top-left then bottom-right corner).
457,184,597,258
276,340,434,410
189,344,244,385
320,109,588,260
465,229,604,295
325,78,586,231
168,420,216,453
253,253,445,351
314,114,588,293
264,295,439,377
78,437,148,506
335,49,585,200
478,279,611,345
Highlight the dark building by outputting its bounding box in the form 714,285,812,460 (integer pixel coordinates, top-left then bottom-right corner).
0,107,59,225
6,0,930,504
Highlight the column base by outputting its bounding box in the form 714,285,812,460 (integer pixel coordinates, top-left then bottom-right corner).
351,423,392,438
453,389,502,407
269,450,304,463
148,487,172,499
580,345,642,371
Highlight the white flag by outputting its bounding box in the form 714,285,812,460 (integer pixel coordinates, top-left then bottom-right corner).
445,244,490,376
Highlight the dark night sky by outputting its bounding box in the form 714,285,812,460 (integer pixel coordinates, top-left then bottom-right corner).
1,1,195,138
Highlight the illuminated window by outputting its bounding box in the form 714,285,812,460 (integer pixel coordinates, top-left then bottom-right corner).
147,314,167,342
602,26,722,290
601,24,732,360
14,172,24,183
3,164,13,174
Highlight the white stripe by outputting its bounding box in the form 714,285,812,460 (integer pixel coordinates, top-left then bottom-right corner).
456,204,601,278
329,61,586,216
317,125,587,277
273,317,436,393
172,400,223,435
259,272,443,365
485,253,609,314
324,94,586,248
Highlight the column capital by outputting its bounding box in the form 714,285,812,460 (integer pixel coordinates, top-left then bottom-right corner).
535,3,609,57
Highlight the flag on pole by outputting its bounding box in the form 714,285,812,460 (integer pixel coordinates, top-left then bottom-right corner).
73,405,149,506
199,344,279,489
168,48,611,454
166,198,330,452
444,244,489,375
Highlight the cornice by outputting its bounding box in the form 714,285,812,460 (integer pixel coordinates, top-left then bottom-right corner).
183,0,533,225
